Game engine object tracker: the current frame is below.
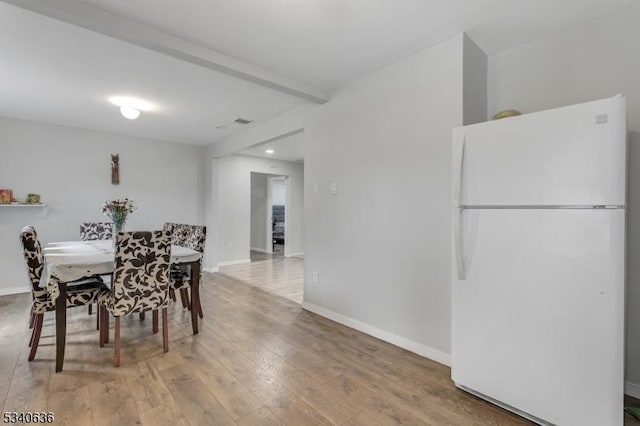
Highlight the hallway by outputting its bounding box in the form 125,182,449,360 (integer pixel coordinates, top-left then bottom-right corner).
219,256,303,304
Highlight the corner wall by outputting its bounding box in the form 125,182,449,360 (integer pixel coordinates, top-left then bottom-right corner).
303,34,470,362
210,155,304,267
488,4,640,395
0,117,206,295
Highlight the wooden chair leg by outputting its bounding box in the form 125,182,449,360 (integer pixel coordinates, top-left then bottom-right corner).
99,306,106,347
179,288,188,309
196,292,203,319
169,288,176,302
96,304,100,330
162,307,168,353
29,312,39,346
103,307,109,344
28,313,44,361
152,310,159,334
114,316,121,367
88,304,92,315
99,307,103,347
139,312,145,320
28,308,36,329
181,288,192,310
184,288,192,311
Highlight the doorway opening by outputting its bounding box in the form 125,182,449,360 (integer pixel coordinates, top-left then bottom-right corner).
250,172,288,262
270,176,286,256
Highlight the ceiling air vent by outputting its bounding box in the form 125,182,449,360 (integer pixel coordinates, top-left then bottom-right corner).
234,117,252,124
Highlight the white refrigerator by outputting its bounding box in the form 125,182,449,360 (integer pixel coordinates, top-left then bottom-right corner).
451,95,626,426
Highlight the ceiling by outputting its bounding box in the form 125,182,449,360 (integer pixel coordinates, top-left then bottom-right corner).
239,132,305,163
75,0,635,91
0,0,635,147
0,2,306,145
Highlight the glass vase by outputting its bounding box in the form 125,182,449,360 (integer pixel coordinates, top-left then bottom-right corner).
112,220,126,249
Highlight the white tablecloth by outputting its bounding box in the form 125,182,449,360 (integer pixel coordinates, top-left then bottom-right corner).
42,240,201,301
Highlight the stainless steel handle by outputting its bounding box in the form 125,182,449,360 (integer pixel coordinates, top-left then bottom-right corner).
453,134,466,207
454,207,465,280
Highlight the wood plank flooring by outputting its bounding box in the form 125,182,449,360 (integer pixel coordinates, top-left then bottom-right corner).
1,261,638,425
220,257,303,304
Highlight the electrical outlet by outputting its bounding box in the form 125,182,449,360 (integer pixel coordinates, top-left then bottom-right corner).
313,271,319,283
330,182,337,195
313,184,319,196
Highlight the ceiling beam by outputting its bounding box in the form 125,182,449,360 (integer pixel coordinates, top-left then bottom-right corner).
208,104,318,158
1,0,329,104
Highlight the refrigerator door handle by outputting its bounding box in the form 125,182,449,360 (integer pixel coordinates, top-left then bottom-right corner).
454,207,465,280
453,134,466,207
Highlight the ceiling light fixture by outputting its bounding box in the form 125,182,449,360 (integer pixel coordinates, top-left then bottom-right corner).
265,149,275,154
108,96,155,120
120,105,140,120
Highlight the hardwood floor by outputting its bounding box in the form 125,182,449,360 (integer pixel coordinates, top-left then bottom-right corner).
221,256,303,304
1,266,638,425
250,245,284,262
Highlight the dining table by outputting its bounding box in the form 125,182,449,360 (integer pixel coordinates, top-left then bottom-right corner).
41,239,202,372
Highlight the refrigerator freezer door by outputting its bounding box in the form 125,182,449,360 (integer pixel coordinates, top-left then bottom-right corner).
452,96,626,207
451,208,624,425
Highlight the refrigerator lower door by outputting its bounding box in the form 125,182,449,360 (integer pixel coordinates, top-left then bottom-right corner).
452,208,624,426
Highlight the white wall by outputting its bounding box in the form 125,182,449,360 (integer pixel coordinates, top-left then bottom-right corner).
272,177,286,205
488,5,640,395
0,116,206,295
303,35,475,363
250,172,268,251
211,155,303,266
463,34,488,125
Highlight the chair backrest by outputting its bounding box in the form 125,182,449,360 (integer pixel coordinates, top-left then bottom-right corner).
80,222,113,241
163,222,175,233
20,225,44,291
168,223,207,253
111,230,171,316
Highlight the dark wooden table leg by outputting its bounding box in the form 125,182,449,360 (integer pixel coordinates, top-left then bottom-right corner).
55,282,67,373
190,261,200,335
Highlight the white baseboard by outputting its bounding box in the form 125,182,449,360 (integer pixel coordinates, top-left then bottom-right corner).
250,247,270,253
218,259,251,267
203,266,219,273
0,286,30,297
301,301,451,367
626,381,640,399
286,252,304,258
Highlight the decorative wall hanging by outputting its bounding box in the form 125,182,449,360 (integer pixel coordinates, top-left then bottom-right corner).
111,154,120,185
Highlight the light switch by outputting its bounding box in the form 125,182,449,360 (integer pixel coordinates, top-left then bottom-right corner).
313,183,319,196
330,182,337,195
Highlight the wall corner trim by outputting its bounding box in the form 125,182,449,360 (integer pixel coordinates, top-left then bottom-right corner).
285,252,304,258
217,259,251,267
626,381,640,399
0,286,30,297
301,301,451,367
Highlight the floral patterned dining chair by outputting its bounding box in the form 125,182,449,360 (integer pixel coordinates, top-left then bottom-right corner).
97,230,171,367
163,223,206,318
20,226,107,362
79,221,114,317
80,222,114,241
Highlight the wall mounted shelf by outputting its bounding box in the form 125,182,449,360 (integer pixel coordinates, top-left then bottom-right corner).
0,204,47,207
